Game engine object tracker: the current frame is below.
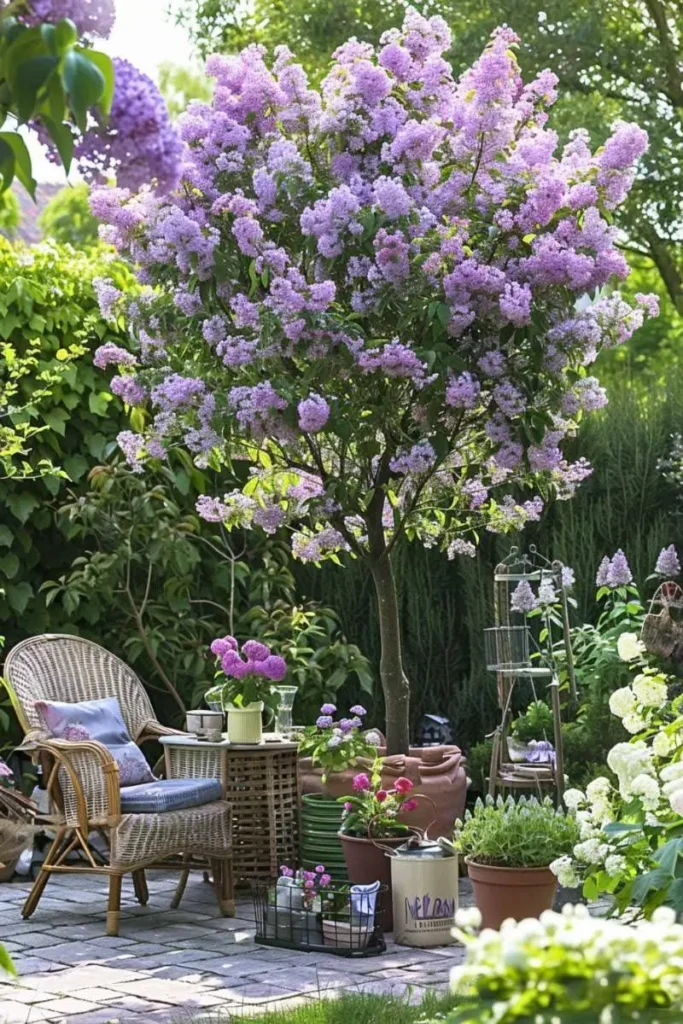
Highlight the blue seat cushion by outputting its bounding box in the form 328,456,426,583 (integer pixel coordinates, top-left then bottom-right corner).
120,778,223,814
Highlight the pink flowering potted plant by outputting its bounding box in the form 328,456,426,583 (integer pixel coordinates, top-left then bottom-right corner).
210,636,287,743
338,763,419,930
91,12,656,813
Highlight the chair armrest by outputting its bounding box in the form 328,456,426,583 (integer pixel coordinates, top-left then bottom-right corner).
29,738,121,833
136,720,186,743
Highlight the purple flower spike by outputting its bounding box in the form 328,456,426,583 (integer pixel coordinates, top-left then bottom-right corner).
510,580,537,614
595,556,611,587
607,549,633,587
655,545,681,578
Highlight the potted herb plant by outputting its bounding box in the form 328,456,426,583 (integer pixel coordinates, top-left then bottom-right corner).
338,763,420,931
508,700,555,762
210,636,286,744
454,795,578,929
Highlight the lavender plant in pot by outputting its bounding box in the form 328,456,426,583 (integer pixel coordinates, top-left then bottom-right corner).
91,10,655,802
454,795,578,930
210,636,286,743
338,763,420,930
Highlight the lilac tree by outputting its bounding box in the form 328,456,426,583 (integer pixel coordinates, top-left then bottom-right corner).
90,10,655,754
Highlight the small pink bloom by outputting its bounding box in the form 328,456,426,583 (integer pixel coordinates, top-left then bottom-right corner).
402,798,418,812
352,773,371,792
376,790,388,803
394,776,414,793
344,801,353,811
315,865,325,873
320,874,331,887
304,879,315,889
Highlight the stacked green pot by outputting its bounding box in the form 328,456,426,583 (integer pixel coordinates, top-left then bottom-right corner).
300,793,348,881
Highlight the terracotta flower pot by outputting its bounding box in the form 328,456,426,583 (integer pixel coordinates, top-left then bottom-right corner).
466,858,558,930
299,745,467,838
339,833,405,932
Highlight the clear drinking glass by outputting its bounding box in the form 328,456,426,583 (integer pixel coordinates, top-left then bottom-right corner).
274,685,298,736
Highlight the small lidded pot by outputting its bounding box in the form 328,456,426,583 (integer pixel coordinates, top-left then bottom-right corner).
186,709,224,742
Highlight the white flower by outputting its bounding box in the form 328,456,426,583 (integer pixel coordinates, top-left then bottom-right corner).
574,838,609,865
632,673,668,708
364,730,382,746
327,735,343,749
653,731,673,758
609,686,637,719
586,777,612,801
652,906,677,926
630,773,660,811
622,712,648,735
537,576,557,605
550,855,579,888
607,742,654,799
604,854,626,877
670,788,683,816
454,906,482,930
617,632,646,662
562,788,584,811
660,762,683,783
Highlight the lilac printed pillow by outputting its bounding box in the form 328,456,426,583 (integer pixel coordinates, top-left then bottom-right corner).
35,697,155,787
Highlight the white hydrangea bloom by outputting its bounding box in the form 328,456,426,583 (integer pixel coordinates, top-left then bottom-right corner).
607,742,654,800
653,731,673,758
622,712,648,735
609,686,637,719
454,906,482,930
669,789,683,815
550,855,579,888
617,631,646,662
586,777,612,801
630,773,661,811
604,854,626,877
574,837,610,865
562,788,584,811
632,673,668,708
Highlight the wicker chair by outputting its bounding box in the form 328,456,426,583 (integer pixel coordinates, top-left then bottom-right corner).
3,634,235,935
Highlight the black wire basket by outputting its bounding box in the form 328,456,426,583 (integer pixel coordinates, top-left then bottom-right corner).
253,880,387,957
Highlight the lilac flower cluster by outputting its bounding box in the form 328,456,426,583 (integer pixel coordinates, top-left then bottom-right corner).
596,550,633,589
25,0,115,37
655,545,681,578
89,9,655,566
61,59,182,193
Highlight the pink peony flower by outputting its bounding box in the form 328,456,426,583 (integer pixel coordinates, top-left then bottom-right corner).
402,798,418,812
376,790,388,803
394,776,414,793
352,773,371,792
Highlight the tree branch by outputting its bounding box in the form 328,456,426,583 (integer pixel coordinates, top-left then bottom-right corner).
644,0,683,109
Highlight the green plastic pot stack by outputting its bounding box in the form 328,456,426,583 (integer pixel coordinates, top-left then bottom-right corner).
300,793,348,881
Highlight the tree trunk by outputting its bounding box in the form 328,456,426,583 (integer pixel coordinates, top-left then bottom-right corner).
369,553,411,756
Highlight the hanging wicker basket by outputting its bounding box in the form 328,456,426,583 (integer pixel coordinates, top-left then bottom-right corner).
641,582,683,658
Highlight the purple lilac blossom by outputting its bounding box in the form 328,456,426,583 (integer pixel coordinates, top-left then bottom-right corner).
510,580,537,614
25,0,115,36
655,545,681,578
606,549,633,588
595,556,611,588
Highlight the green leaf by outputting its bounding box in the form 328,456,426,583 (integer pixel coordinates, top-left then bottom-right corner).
40,117,73,172
61,49,105,131
82,49,115,117
631,867,672,904
64,454,89,481
0,552,20,579
43,408,69,435
6,581,33,614
88,392,110,416
0,132,36,198
14,55,60,123
7,492,39,523
54,19,78,52
0,943,15,977
0,525,13,547
655,837,683,874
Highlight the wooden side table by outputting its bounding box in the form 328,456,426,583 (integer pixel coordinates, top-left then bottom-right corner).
160,734,300,884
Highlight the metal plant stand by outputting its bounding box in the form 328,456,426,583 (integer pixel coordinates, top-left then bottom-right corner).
484,546,576,804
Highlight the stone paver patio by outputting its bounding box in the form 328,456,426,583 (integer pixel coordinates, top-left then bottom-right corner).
0,871,465,1024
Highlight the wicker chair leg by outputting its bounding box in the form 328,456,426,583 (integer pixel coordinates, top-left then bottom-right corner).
171,858,191,910
22,825,67,920
211,857,235,917
132,869,149,906
107,873,123,936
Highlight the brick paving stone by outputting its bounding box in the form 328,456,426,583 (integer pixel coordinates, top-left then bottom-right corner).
0,1001,59,1022
40,997,102,1015
108,979,224,1007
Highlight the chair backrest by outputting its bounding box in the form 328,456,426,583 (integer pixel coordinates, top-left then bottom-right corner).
4,634,157,742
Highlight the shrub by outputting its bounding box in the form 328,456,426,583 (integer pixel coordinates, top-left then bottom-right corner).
454,795,578,868
448,904,683,1022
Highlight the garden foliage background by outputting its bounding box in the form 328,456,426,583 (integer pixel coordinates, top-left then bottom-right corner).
2,0,683,762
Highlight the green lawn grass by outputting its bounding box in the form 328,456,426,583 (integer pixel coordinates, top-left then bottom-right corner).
188,989,458,1024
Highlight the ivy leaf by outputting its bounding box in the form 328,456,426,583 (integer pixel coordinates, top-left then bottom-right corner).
7,492,39,524
6,581,33,614
0,525,13,547
0,552,20,580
